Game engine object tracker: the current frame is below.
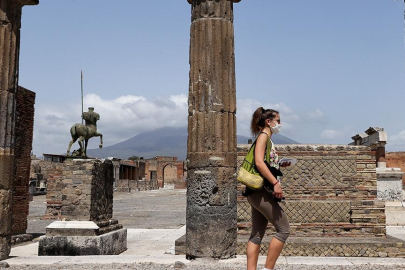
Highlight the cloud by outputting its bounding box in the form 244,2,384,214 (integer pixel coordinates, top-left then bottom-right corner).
307,109,324,120
320,129,343,140
390,130,405,145
236,99,300,135
33,93,188,155
386,130,405,151
236,99,326,141
33,94,338,156
320,127,354,143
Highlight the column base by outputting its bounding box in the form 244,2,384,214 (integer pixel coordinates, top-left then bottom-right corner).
38,221,127,256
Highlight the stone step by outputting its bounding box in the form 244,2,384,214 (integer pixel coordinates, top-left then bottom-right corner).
237,235,405,257
174,234,405,257
385,201,405,225
238,222,386,237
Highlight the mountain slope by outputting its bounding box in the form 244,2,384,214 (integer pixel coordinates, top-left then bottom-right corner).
86,127,299,160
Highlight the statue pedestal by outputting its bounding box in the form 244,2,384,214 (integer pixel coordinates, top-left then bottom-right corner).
39,221,127,255
39,159,127,255
377,167,404,202
42,159,114,220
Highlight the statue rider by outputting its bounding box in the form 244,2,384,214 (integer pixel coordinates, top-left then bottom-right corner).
68,105,103,157
82,107,100,128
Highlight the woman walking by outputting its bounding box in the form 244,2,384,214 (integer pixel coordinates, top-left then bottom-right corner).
244,107,290,270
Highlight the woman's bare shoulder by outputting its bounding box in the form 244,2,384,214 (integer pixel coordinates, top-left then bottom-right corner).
256,133,268,145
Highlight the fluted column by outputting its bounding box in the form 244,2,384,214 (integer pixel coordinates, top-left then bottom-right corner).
186,0,240,259
0,0,38,260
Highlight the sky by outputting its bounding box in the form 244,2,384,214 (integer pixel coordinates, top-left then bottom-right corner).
18,0,405,156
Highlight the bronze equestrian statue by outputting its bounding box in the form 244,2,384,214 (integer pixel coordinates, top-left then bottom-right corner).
67,107,103,157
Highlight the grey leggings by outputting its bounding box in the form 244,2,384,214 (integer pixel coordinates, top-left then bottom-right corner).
247,188,290,244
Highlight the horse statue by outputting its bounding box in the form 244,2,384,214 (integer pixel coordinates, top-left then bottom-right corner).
67,107,103,157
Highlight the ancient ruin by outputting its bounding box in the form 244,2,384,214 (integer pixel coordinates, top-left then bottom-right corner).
145,156,186,189
386,152,405,186
0,0,39,260
114,159,158,192
38,159,127,255
185,0,240,259
351,127,405,202
12,87,36,235
2,0,405,263
351,127,405,226
234,143,405,257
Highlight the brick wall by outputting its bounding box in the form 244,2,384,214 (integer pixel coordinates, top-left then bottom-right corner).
145,160,157,181
43,159,114,221
12,86,35,235
157,160,184,188
237,144,385,237
386,152,405,186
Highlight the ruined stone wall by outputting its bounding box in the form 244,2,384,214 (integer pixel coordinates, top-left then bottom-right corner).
144,160,157,181
43,159,113,221
386,152,405,186
30,160,56,180
12,86,35,235
237,144,385,237
157,160,184,188
143,158,185,188
136,160,146,180
157,156,178,161
162,163,187,189
115,179,158,192
0,0,39,260
163,165,177,182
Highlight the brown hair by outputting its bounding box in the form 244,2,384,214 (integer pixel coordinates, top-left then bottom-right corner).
250,107,279,137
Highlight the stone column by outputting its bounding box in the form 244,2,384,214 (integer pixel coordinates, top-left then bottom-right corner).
186,0,240,259
0,0,38,260
376,143,386,168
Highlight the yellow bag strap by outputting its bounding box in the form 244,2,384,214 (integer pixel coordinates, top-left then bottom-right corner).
242,132,271,168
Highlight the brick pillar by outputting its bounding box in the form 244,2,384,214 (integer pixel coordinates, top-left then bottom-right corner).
186,0,240,259
176,163,184,179
133,167,138,181
0,0,38,260
12,87,35,235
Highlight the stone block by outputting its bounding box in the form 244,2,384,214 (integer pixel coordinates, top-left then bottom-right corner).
0,190,12,236
385,202,405,225
38,228,127,256
187,152,237,168
175,234,186,255
187,167,237,207
186,206,236,258
0,236,10,260
377,170,404,201
186,166,237,258
44,159,113,221
0,154,14,189
46,221,99,237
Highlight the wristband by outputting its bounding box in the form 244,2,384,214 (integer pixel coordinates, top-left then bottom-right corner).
273,181,280,186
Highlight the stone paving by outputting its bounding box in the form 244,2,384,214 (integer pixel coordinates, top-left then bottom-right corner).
27,189,187,234
3,189,405,269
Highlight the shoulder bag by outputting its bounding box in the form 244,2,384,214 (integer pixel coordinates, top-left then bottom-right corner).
237,133,272,190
